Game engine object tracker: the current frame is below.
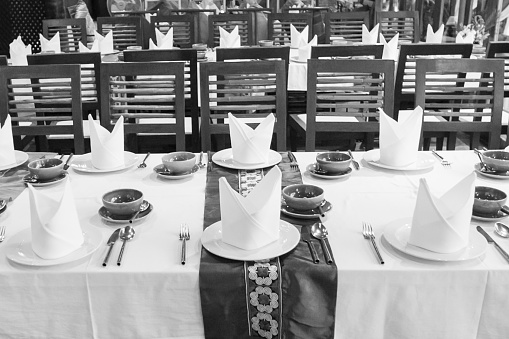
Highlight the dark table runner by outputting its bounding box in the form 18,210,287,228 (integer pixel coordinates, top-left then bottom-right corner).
199,153,337,339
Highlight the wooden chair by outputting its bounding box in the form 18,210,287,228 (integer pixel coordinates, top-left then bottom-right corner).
414,58,505,150
199,60,287,151
0,56,7,65
227,7,273,44
42,18,87,53
150,14,195,48
486,41,509,98
207,14,254,48
216,46,290,73
123,49,200,152
267,13,313,46
99,61,187,152
288,59,395,151
310,44,383,59
97,16,145,51
170,9,216,45
324,11,370,43
375,11,420,43
0,64,85,154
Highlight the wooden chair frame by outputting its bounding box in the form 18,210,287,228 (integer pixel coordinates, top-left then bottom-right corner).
375,10,420,43
324,11,370,44
97,16,145,51
42,18,87,53
267,13,313,46
150,14,195,48
207,14,254,48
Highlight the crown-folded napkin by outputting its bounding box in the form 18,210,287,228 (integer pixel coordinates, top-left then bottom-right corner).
0,115,16,167
88,114,124,170
39,32,61,53
219,166,281,250
380,33,399,61
456,31,475,44
219,26,241,48
80,31,114,54
408,172,476,253
425,24,444,43
9,36,31,66
297,35,318,61
229,112,274,165
149,27,174,49
362,23,379,44
290,24,309,48
379,106,423,167
28,180,84,259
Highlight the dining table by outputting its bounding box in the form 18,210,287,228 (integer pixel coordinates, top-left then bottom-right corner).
0,150,508,339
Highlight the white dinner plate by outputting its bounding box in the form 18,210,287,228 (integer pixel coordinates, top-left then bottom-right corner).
364,150,435,171
474,163,509,180
290,56,307,64
153,164,199,179
23,171,68,187
212,149,282,170
383,219,487,262
0,151,29,171
306,163,352,179
71,152,139,173
201,220,300,261
5,227,102,267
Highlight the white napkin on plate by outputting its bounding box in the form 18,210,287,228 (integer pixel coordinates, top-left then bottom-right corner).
219,166,281,250
149,27,173,50
39,32,61,53
219,26,241,48
290,24,309,49
28,180,84,259
0,115,16,167
297,35,318,61
229,112,274,165
379,106,423,167
408,172,476,253
425,24,444,43
80,31,114,54
380,33,399,61
88,114,124,170
362,24,379,44
456,31,475,44
9,36,31,66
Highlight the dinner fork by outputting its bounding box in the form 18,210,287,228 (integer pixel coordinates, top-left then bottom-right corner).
431,150,451,167
288,151,299,170
362,222,384,265
180,223,190,265
138,152,150,168
0,226,6,242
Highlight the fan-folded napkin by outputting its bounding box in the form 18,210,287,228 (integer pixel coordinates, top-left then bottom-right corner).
219,166,281,250
425,24,444,43
456,31,475,44
408,172,476,253
88,114,124,169
379,106,423,167
0,115,16,167
149,27,174,49
79,31,114,54
9,36,31,66
362,24,379,44
380,33,399,61
28,180,84,259
39,32,61,53
219,26,241,48
290,24,309,48
297,35,318,61
228,112,274,165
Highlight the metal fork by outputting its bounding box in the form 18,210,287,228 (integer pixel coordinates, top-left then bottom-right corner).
180,223,190,265
431,150,451,167
0,226,6,242
288,151,299,170
362,222,384,265
138,152,150,168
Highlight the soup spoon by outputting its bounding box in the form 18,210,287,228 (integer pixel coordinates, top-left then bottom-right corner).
129,201,150,223
311,222,333,264
117,226,136,266
495,222,509,238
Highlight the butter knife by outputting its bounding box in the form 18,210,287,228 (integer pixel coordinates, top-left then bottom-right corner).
301,227,319,264
102,228,121,266
477,226,509,263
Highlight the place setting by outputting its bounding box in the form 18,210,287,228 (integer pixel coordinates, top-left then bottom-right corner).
306,151,353,179
473,148,509,180
280,184,333,219
99,188,153,224
22,156,74,187
471,186,509,222
153,151,200,180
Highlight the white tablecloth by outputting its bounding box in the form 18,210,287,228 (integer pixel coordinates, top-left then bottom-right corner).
0,151,508,339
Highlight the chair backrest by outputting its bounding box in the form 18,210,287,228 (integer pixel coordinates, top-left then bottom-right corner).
169,9,216,44
0,64,85,154
199,60,287,151
267,13,313,46
375,11,419,43
0,56,7,65
227,7,273,44
207,14,254,48
216,46,290,74
97,16,145,51
324,11,370,43
150,14,195,48
310,44,383,59
99,61,187,151
414,58,505,149
42,18,87,53
305,59,395,151
486,41,509,97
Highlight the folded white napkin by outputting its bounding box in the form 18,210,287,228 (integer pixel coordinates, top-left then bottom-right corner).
456,31,475,44
149,27,173,50
28,180,84,259
408,172,476,253
219,26,241,48
297,35,318,61
80,31,114,54
425,24,444,43
88,114,124,170
9,36,31,66
379,106,423,167
229,112,274,165
380,32,399,61
362,24,379,44
39,32,61,53
0,115,16,167
219,166,281,250
290,24,309,48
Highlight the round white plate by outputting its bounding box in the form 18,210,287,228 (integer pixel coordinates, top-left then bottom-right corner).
153,164,199,179
281,200,332,219
306,163,352,179
0,151,29,171
471,210,509,222
201,220,300,261
364,150,435,171
383,220,487,262
5,227,102,267
212,149,282,170
23,171,68,187
474,163,509,179
99,201,153,224
71,152,138,173
290,56,307,64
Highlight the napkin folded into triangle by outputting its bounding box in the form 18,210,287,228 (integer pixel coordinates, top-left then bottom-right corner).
9,36,31,66
456,31,475,44
425,24,444,43
229,112,274,165
88,114,125,170
379,106,423,167
0,115,16,167
219,26,241,48
290,24,309,48
39,32,61,53
298,35,318,61
149,27,174,49
380,33,399,61
28,180,84,259
362,24,379,44
80,31,114,54
408,172,476,253
219,166,281,250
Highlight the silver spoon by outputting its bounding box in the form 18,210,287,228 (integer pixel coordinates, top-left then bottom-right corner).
138,152,150,168
495,222,509,238
129,201,150,223
311,222,333,264
474,148,494,173
198,151,206,168
117,225,136,266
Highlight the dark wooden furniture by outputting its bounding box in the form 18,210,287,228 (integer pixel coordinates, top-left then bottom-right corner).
267,13,313,46
324,11,370,44
150,14,195,48
42,18,87,52
375,10,420,43
97,16,145,51
207,14,254,48
310,44,383,59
